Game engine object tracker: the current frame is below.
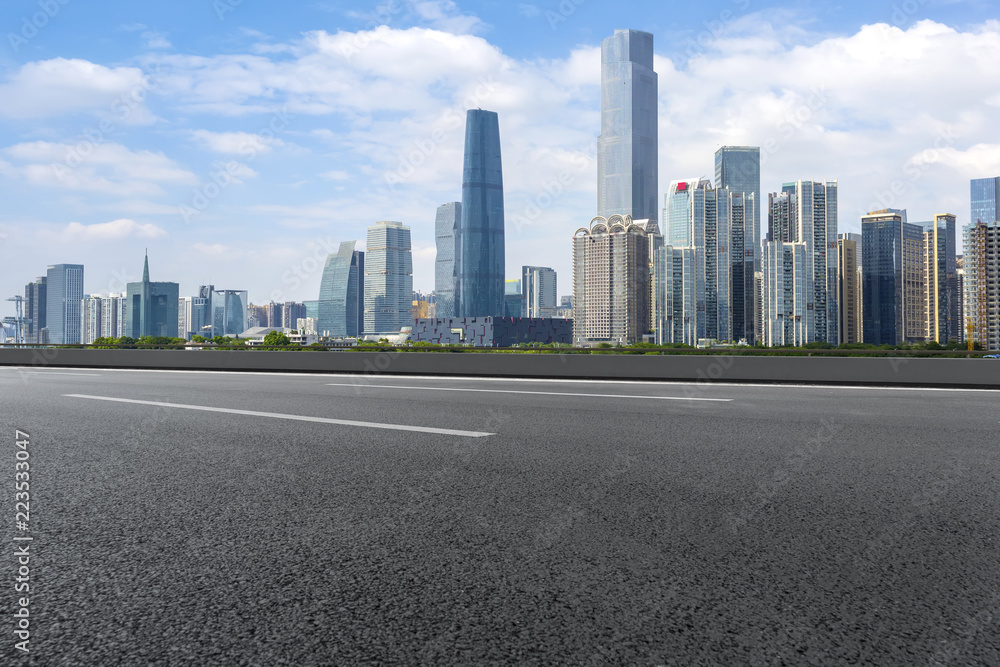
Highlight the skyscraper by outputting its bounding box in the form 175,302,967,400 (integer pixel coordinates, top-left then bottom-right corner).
434,202,461,318
211,290,249,337
963,221,1000,349
125,254,179,339
971,176,1000,225
598,29,657,220
715,146,761,265
364,221,413,334
762,242,809,346
23,276,46,344
458,110,505,318
861,210,924,345
319,241,365,338
573,215,654,345
924,214,959,344
522,266,557,318
762,181,839,345
838,234,862,344
46,264,84,344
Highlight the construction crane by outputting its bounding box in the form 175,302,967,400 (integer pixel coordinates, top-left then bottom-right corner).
5,295,24,346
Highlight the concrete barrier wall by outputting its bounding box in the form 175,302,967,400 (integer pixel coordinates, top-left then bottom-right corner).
1,348,999,388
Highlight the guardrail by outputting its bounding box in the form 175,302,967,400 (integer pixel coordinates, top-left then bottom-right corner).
0,346,998,388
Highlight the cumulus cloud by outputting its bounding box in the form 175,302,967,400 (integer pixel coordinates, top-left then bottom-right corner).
191,130,285,155
0,59,153,119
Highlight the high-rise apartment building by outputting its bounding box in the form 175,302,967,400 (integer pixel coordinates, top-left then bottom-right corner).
434,202,461,319
963,221,1000,349
598,30,657,220
81,295,102,345
762,181,839,345
458,110,505,318
654,245,696,345
46,264,84,344
364,221,413,334
125,254,179,339
838,234,862,344
319,241,365,338
282,302,306,332
861,209,925,345
762,242,810,346
23,277,46,344
573,215,654,345
522,266,557,318
923,214,959,343
660,182,756,344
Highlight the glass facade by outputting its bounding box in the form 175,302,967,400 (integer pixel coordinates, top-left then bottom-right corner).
318,241,364,338
46,264,84,344
211,290,248,337
715,146,761,272
458,110,505,318
23,277,46,344
434,202,461,318
971,176,1000,225
364,221,413,334
598,29,657,221
862,210,924,345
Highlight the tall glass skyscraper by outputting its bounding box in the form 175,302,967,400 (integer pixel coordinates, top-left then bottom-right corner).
598,29,657,221
434,202,461,319
319,241,364,338
971,176,1000,225
458,110,505,318
23,276,46,344
46,264,84,344
715,146,761,274
364,221,413,334
862,209,924,345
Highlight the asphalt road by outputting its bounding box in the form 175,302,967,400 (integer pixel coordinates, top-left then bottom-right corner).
1,367,998,666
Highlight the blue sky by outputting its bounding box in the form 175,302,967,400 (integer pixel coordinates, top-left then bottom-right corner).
1,0,998,319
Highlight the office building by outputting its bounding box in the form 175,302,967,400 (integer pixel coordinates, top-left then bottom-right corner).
522,267,558,318
598,29,657,220
923,214,959,344
364,221,413,334
861,209,925,345
458,110,505,318
319,241,365,338
211,290,249,337
838,234,862,344
23,277,46,345
46,264,84,344
970,176,1000,226
715,146,761,259
282,302,306,332
434,202,461,319
654,245,697,345
573,215,654,345
125,254,179,339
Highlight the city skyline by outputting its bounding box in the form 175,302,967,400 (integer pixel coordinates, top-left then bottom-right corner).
2,3,1000,318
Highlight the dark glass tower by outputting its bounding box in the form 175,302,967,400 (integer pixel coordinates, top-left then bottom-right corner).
318,241,364,338
458,110,505,318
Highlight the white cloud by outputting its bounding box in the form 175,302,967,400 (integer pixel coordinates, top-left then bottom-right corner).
191,130,285,155
58,219,167,242
2,141,198,196
0,59,151,119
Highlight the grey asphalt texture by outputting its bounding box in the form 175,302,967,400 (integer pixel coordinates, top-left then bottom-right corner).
1,368,998,666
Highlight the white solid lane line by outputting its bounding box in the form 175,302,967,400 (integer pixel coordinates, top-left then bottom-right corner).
17,371,103,376
63,394,494,438
324,383,732,402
